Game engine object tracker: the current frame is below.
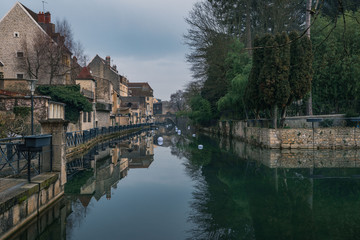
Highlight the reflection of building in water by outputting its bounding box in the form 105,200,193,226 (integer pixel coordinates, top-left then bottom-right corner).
66,133,154,209
121,133,154,169
66,142,130,206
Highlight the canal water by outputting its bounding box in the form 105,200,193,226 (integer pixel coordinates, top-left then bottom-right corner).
9,126,360,240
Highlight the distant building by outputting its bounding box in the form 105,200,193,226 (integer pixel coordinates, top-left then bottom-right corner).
75,67,96,131
128,82,154,122
88,55,129,126
153,99,163,115
120,96,147,123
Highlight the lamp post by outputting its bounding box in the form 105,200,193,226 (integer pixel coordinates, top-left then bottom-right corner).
28,79,38,135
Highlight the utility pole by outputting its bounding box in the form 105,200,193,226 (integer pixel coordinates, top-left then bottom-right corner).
306,0,313,115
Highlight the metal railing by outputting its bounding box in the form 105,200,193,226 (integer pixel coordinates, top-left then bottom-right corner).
66,123,154,148
0,135,52,181
81,89,95,99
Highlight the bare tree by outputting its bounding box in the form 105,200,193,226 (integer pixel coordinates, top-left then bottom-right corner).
18,18,87,85
169,90,187,112
18,33,48,80
184,1,226,82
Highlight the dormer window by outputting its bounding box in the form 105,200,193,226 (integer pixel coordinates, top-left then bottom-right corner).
17,52,24,58
14,32,20,38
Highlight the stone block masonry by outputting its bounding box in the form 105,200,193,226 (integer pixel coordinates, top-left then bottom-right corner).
0,173,63,239
206,120,360,149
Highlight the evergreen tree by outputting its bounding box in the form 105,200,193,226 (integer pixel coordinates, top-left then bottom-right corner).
256,33,290,128
288,31,313,104
245,35,270,117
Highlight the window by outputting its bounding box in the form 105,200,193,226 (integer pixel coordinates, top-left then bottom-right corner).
17,52,24,58
0,61,4,67
16,73,24,79
83,112,87,122
13,32,19,38
88,112,91,122
65,73,70,84
0,72,3,79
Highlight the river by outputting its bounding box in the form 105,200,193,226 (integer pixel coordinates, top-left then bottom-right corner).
8,125,360,240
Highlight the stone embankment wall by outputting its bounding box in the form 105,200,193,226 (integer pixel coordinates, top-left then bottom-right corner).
0,173,63,239
203,120,360,149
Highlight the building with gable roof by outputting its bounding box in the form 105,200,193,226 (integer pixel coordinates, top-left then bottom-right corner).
88,55,129,126
0,2,72,87
128,82,154,123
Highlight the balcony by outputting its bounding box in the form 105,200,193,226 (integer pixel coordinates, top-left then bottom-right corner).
96,102,112,112
81,88,95,99
48,101,65,120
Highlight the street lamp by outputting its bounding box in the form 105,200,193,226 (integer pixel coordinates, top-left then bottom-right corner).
28,79,38,135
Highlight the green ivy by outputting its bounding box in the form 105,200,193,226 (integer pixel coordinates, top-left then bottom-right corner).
13,106,31,118
36,85,92,123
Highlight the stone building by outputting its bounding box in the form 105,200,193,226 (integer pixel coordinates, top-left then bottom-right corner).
120,96,148,123
153,98,162,115
75,67,96,131
0,2,72,85
128,82,154,123
88,55,129,126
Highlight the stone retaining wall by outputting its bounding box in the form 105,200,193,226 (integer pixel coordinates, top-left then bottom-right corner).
205,120,360,149
0,173,63,239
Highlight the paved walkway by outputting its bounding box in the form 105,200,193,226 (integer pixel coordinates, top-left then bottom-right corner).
0,178,27,203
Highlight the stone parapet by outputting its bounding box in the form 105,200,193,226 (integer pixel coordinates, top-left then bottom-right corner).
205,120,360,149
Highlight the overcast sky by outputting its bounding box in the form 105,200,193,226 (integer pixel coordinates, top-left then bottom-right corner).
0,0,198,100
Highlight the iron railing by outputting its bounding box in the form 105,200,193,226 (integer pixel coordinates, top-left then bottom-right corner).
0,135,52,180
66,123,154,148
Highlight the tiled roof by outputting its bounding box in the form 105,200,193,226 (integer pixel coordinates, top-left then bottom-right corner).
19,3,38,22
128,82,153,97
128,82,153,90
77,67,94,80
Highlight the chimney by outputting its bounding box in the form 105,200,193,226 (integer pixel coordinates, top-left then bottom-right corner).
105,56,110,67
38,12,45,23
44,12,51,24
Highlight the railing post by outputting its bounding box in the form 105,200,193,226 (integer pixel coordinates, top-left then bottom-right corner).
74,132,77,147
40,119,69,186
6,144,16,173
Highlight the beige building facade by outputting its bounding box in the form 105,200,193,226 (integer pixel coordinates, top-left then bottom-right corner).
0,2,71,85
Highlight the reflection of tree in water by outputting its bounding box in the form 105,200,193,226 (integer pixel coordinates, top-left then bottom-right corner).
180,135,254,239
181,134,360,240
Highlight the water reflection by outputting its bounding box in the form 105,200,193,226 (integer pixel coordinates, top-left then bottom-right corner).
178,134,360,240
7,197,68,240
8,126,360,240
66,131,155,200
